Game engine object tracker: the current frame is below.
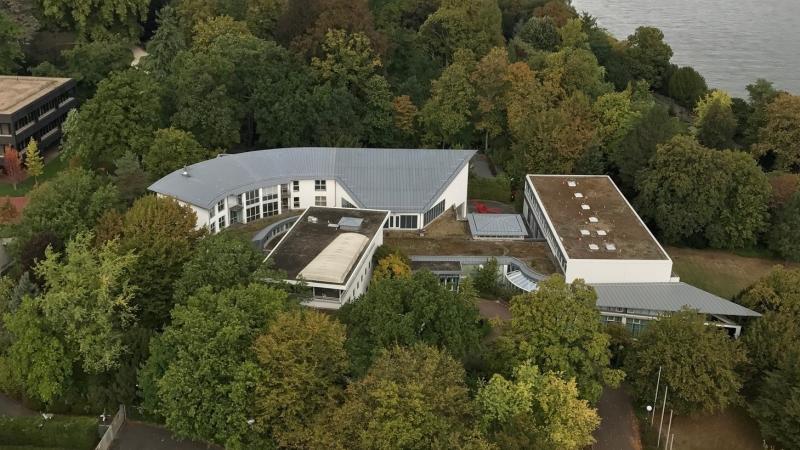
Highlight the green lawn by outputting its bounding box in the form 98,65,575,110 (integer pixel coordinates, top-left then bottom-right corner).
668,246,798,299
0,157,68,197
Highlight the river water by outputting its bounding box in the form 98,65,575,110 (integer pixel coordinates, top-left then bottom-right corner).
570,0,800,97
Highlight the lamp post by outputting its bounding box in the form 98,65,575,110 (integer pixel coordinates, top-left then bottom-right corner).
652,366,662,425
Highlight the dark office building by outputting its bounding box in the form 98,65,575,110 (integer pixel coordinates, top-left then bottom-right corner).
0,76,77,164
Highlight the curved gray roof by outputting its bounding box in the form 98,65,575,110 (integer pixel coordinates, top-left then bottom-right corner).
148,147,475,212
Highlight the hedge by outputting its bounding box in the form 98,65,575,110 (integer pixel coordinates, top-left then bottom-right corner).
0,416,98,450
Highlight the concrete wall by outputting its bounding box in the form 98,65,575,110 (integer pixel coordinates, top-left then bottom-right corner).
565,258,673,284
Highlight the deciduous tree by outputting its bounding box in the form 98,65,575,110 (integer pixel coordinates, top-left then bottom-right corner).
421,49,477,148
339,270,483,374
24,139,43,184
750,350,800,450
143,128,211,178
754,93,800,171
624,26,673,89
624,309,746,414
112,152,150,205
40,0,147,38
694,90,736,150
667,66,707,108
3,148,24,190
419,0,504,65
768,192,800,261
372,253,412,281
513,16,560,53
491,275,623,402
0,11,24,74
476,362,600,449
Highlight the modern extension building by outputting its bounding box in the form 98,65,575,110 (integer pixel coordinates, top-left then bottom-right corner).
266,207,389,309
0,76,77,161
148,147,474,233
523,174,674,284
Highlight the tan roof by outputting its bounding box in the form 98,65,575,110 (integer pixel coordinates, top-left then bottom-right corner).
298,233,369,284
0,76,72,115
527,175,668,260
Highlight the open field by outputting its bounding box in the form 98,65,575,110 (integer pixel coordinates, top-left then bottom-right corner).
668,246,798,299
641,406,763,450
385,211,557,275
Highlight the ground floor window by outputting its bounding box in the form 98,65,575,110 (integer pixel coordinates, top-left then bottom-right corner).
342,198,356,208
218,216,226,230
626,318,649,336
424,200,445,226
246,205,261,222
400,215,417,228
315,196,327,207
264,201,279,217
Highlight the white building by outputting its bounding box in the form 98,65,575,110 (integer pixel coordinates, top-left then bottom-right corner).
266,207,389,310
523,174,674,284
148,147,474,233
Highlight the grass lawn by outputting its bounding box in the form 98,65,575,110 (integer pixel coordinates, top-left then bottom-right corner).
0,157,68,197
668,246,798,299
641,406,764,450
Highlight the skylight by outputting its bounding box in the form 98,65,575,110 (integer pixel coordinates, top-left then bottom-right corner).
605,243,617,251
581,204,590,210
580,229,590,236
567,180,577,187
574,192,584,198
588,244,600,251
597,230,607,236
589,217,598,223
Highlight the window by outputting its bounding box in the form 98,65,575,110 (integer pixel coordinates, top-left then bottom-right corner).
342,198,356,208
0,123,10,135
218,215,226,230
246,205,261,222
626,318,649,336
293,197,300,208
399,215,417,229
245,189,259,206
217,200,225,214
209,222,216,234
264,201,279,217
293,181,299,192
423,200,445,226
315,180,326,191
315,196,327,207
262,186,278,202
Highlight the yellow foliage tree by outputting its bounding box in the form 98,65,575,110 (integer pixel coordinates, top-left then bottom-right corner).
25,138,44,184
372,253,411,281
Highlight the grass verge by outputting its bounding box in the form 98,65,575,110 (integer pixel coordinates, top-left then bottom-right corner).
0,416,98,450
0,157,68,197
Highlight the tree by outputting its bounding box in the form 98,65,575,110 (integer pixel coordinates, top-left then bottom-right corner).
253,309,348,445
471,47,510,154
0,11,24,74
141,6,187,80
173,232,264,302
0,197,18,224
694,90,736,150
40,0,147,38
419,0,504,65
743,78,778,146
16,231,64,286
139,284,288,448
625,309,746,414
24,139,44,184
543,47,610,98
421,49,477,148
393,95,419,139
13,168,121,246
339,270,483,374
3,148,24,190
636,136,770,248
532,0,575,27
750,350,800,450
768,192,800,261
472,258,501,297
476,362,600,449
667,66,707,108
754,93,800,171
514,16,560,52
143,128,211,178
303,345,491,449
2,233,136,404
112,152,151,205
62,69,163,168
101,196,205,330
625,26,673,89
491,275,622,402
372,253,412,282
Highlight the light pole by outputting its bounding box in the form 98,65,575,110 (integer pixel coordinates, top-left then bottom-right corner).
652,366,662,425
657,385,668,447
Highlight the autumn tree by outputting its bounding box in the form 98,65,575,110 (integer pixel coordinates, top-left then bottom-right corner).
491,275,623,402
419,0,504,65
62,69,163,168
636,135,770,248
24,139,44,184
392,95,419,140
694,90,737,150
625,309,746,414
339,270,483,374
302,345,491,449
139,284,288,448
253,309,348,445
0,197,18,224
2,233,136,404
372,253,412,281
754,93,800,171
476,362,600,449
3,148,24,190
143,128,211,178
533,0,576,27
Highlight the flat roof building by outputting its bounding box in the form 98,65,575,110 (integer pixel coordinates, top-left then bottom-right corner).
266,207,389,310
0,76,77,160
523,174,673,284
149,147,473,233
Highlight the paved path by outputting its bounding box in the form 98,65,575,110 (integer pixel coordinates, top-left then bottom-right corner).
470,154,496,178
111,421,220,450
593,387,642,450
0,393,35,417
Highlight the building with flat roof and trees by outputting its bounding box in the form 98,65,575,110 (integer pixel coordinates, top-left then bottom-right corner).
0,76,77,164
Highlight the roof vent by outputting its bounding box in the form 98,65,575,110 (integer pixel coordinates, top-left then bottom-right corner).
181,166,190,177
567,180,577,187
580,229,590,236
574,192,584,198
596,230,607,236
605,243,617,251
588,244,600,251
589,216,598,223
581,204,590,210
307,216,318,224
338,217,364,231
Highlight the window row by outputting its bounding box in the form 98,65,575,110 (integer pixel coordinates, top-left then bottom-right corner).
423,200,445,226
384,215,418,229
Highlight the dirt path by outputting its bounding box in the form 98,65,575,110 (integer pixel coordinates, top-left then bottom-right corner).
593,387,642,450
0,393,36,417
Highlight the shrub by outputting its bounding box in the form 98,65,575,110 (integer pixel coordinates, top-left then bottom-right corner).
468,174,512,203
0,416,98,449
